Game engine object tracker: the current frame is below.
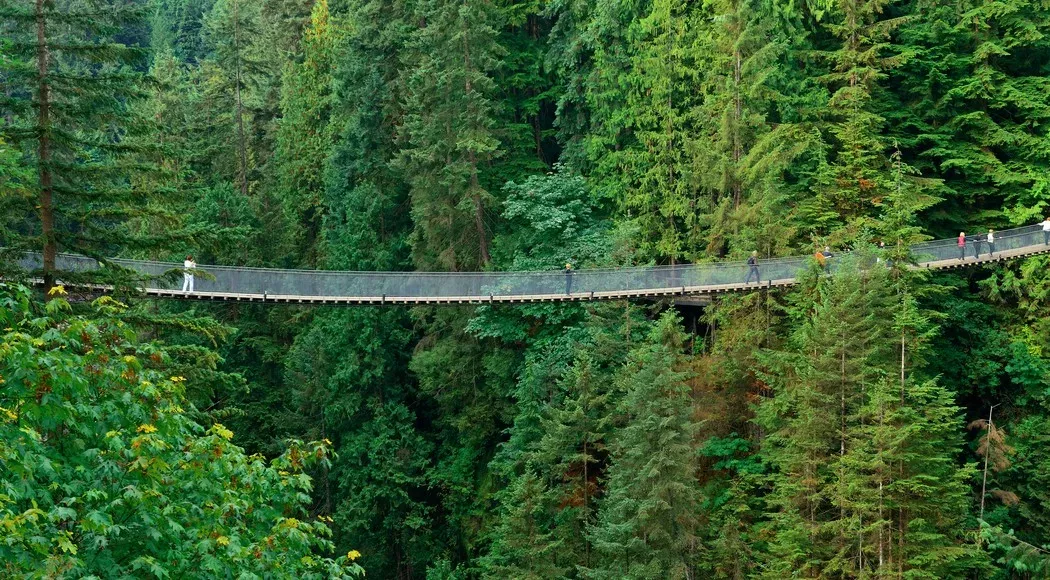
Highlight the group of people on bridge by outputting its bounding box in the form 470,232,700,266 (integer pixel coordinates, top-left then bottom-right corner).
957,229,998,260
745,244,845,284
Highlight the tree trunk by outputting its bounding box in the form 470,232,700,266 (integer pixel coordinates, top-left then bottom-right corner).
732,8,742,209
234,0,249,196
461,21,490,266
979,405,996,522
469,155,490,266
35,0,56,295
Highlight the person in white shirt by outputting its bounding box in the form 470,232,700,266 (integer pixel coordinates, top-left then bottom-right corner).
182,255,196,292
987,229,995,257
1041,217,1050,246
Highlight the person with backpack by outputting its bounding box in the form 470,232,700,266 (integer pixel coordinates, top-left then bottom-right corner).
821,246,833,272
744,251,760,284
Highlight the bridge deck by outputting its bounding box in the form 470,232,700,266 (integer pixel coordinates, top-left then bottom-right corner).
18,225,1050,305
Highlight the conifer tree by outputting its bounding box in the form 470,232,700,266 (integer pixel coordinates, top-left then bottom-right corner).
893,0,1050,228
480,470,568,579
586,312,702,579
757,258,980,577
396,0,506,270
200,0,265,197
0,0,179,290
693,0,808,258
805,0,906,234
533,354,610,571
150,0,215,63
543,0,600,169
617,0,699,262
325,0,413,272
273,0,335,266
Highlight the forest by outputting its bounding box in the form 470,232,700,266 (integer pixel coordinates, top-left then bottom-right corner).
3,0,1050,577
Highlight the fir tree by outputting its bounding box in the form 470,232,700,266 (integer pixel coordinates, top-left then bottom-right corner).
396,0,506,270
694,0,809,258
272,0,335,266
325,0,413,272
479,470,568,579
200,0,266,197
586,312,702,579
0,0,176,290
805,0,908,235
618,0,699,262
757,258,980,577
893,0,1050,230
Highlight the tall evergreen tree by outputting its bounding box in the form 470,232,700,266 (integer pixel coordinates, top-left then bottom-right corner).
200,0,266,197
757,258,980,577
0,0,177,290
892,0,1050,231
617,0,700,262
479,470,568,579
397,0,506,270
586,312,702,579
694,0,809,258
272,0,335,266
804,0,906,235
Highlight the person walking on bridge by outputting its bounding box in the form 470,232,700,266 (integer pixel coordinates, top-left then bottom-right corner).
564,262,574,295
182,255,196,293
987,229,996,257
958,232,966,260
821,246,834,272
744,251,760,284
1042,217,1050,245
969,232,982,259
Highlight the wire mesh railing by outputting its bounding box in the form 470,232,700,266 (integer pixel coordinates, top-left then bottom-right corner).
12,224,1049,301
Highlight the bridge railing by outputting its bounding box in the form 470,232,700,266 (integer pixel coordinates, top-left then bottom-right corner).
909,224,1044,263
13,224,1047,299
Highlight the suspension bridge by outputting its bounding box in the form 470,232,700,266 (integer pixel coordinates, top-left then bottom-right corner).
16,224,1050,306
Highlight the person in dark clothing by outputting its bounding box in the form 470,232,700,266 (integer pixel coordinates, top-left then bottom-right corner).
957,232,966,260
744,251,760,284
564,262,574,295
970,233,982,258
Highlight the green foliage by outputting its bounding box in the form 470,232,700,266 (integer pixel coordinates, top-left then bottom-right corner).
271,0,335,267
396,0,506,269
0,0,181,286
585,312,703,579
13,0,1050,576
0,284,361,578
756,261,981,578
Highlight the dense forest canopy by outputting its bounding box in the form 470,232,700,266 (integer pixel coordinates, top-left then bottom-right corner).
4,0,1050,577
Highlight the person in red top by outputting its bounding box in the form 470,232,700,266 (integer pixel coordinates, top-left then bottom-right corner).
958,232,966,260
